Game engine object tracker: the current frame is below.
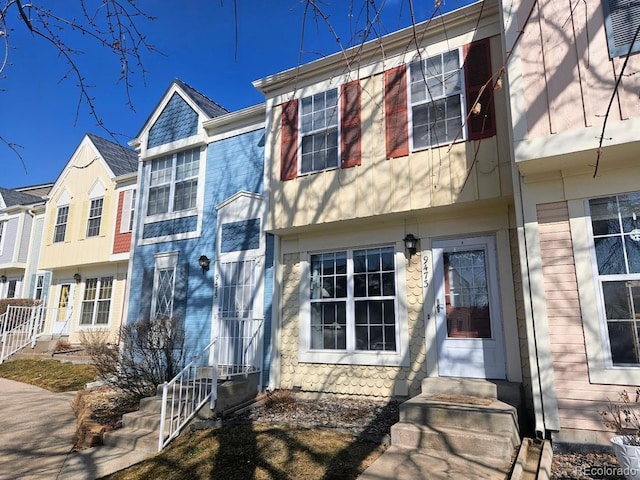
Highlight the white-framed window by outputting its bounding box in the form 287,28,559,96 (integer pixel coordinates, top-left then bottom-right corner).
80,276,113,325
7,279,16,298
152,252,179,319
146,148,200,218
300,89,339,174
34,274,44,300
301,245,407,366
409,48,465,150
129,189,137,231
588,191,640,366
53,205,69,243
86,198,104,237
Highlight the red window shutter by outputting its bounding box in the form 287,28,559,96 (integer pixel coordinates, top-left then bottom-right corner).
463,38,496,140
340,80,362,168
280,99,298,181
384,66,409,159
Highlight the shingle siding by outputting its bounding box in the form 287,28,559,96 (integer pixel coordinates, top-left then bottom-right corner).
147,94,199,148
142,216,198,239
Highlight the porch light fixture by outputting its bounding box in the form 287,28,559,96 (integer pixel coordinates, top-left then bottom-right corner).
73,273,82,283
403,234,418,259
198,255,210,274
0,275,5,283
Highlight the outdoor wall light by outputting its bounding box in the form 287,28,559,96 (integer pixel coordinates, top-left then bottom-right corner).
403,234,418,259
73,273,82,283
198,255,210,274
0,275,6,283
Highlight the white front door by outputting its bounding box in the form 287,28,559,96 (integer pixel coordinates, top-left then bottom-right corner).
433,236,506,379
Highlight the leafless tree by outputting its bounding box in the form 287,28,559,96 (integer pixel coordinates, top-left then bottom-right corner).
0,0,157,169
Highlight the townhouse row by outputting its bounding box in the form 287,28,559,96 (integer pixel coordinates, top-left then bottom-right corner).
1,0,639,446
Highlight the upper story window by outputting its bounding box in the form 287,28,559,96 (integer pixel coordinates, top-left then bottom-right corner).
409,49,464,149
384,38,495,159
280,81,362,181
129,190,137,231
588,191,640,365
602,0,640,57
86,198,104,237
300,89,339,174
53,206,69,243
0,221,5,253
147,148,200,217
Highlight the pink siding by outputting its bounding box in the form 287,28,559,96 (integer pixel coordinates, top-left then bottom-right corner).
537,201,633,432
519,0,640,139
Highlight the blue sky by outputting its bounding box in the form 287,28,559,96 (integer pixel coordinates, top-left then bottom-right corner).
1,0,474,188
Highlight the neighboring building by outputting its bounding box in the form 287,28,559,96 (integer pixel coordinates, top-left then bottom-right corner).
253,0,526,399
0,188,46,300
37,133,138,343
500,0,640,444
126,79,273,386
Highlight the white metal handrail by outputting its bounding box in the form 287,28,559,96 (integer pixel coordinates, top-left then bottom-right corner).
217,317,264,378
158,317,264,451
0,305,46,364
159,338,218,451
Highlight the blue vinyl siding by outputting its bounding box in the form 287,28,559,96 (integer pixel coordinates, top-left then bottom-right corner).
148,93,199,148
142,216,198,239
221,219,260,252
128,127,269,366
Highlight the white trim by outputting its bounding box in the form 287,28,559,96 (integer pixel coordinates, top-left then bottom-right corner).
298,243,409,367
151,251,179,320
408,47,467,153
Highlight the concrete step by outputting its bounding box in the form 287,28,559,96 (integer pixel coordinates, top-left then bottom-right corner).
139,395,164,413
391,422,518,462
399,394,519,435
102,426,159,453
121,410,162,430
422,377,498,399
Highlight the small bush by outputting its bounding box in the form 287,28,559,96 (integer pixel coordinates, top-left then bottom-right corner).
54,339,72,352
90,317,186,401
264,389,297,410
79,328,112,356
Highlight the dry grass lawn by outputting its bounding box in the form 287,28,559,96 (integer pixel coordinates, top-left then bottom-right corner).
0,358,97,392
103,423,385,480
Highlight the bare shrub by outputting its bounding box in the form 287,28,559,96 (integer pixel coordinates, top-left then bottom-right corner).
90,317,186,401
0,298,41,315
54,338,72,352
264,389,297,410
79,329,112,356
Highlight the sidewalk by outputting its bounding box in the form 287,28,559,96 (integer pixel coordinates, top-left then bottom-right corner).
0,378,148,480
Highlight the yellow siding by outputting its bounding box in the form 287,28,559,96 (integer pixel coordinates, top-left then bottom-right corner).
279,251,428,398
267,35,512,232
40,143,118,270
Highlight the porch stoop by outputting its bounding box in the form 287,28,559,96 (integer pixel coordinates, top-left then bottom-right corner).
358,378,521,480
102,376,258,454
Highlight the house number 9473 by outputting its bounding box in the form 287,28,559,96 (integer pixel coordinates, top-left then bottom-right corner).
423,255,429,289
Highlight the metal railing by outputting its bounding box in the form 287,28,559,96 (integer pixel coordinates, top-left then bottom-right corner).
158,317,264,451
159,338,218,451
0,305,47,363
217,318,264,378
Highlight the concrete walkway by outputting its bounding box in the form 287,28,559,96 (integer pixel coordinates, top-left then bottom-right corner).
0,378,149,480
